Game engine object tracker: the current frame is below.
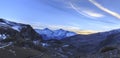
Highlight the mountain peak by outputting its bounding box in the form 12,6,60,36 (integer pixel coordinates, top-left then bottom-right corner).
0,19,42,41
44,28,51,30
58,29,64,31
0,18,7,23
35,28,76,40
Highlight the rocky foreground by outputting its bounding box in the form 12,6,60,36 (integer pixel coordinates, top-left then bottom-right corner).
0,19,120,58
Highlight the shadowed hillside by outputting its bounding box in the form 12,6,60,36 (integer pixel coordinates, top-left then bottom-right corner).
0,19,120,58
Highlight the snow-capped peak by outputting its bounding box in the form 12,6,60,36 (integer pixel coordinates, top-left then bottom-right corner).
35,28,76,40
0,19,22,32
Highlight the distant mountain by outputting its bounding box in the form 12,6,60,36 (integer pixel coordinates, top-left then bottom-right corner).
58,28,120,55
35,28,76,40
1,18,120,58
97,29,120,37
38,28,120,58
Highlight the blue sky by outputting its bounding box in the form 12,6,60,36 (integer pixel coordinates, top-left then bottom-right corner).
0,0,120,31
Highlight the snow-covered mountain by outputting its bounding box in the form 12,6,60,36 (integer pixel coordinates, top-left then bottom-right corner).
1,19,120,58
0,18,28,32
35,28,76,40
0,19,42,49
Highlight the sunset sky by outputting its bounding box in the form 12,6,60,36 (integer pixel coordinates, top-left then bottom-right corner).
0,0,120,31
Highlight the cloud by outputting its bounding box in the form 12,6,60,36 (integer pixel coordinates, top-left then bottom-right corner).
69,2,104,18
82,10,104,17
89,0,120,19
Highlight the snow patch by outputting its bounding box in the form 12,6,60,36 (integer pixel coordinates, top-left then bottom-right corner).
12,26,21,32
0,34,7,40
33,40,40,45
41,43,49,47
62,45,69,47
0,42,13,49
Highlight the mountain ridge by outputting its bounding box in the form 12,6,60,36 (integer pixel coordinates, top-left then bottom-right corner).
35,28,76,40
0,18,120,58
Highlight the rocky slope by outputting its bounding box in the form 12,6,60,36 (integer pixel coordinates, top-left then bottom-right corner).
0,18,43,50
59,29,120,57
35,29,120,58
1,18,120,58
0,19,42,40
0,19,76,58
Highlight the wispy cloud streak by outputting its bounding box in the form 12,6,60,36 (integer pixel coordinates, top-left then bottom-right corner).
89,0,120,19
69,2,86,16
82,10,104,17
69,2,104,18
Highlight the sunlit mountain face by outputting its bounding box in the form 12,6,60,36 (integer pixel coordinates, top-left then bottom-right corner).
0,0,120,32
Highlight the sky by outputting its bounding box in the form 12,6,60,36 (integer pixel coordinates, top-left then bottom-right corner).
0,0,120,31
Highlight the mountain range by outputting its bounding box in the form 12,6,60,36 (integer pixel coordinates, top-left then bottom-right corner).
0,19,120,58
35,28,76,40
